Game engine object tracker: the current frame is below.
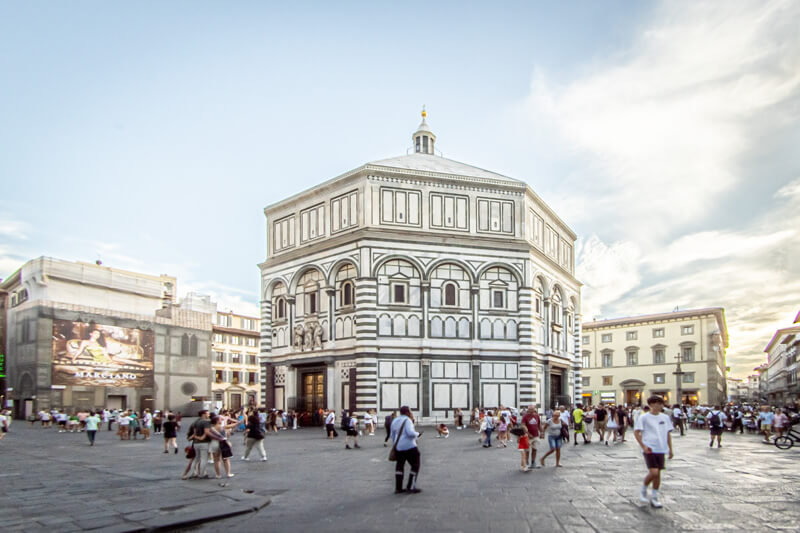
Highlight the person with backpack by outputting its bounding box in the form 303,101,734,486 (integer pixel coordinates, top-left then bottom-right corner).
242,412,268,461
708,405,727,448
344,411,360,449
572,403,588,445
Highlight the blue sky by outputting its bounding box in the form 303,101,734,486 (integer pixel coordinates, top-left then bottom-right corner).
1,1,798,378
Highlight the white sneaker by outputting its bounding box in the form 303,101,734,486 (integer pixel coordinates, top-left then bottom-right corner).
650,495,663,508
639,488,650,504
261,457,268,462
241,457,250,461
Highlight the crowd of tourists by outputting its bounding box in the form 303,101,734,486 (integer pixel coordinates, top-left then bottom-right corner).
9,397,798,503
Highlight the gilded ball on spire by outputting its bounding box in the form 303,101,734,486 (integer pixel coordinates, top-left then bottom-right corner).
421,106,427,119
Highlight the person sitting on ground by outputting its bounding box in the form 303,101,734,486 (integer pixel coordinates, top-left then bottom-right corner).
435,424,449,438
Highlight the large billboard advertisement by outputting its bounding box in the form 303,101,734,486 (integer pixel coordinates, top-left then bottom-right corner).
52,320,155,388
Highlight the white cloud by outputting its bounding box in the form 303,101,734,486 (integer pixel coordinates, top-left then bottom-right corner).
0,218,29,240
532,0,800,378
576,236,641,320
525,0,800,241
645,229,795,273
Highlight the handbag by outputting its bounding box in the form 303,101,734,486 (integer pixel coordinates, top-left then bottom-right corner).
219,440,233,459
560,422,569,440
185,444,195,459
388,419,408,462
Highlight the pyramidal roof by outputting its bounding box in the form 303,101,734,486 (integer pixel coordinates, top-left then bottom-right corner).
367,152,526,185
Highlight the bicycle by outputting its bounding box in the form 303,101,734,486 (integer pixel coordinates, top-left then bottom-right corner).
774,414,800,450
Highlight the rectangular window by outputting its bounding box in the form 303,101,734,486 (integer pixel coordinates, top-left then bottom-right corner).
391,283,407,304
247,337,257,347
248,355,257,365
231,353,241,364
300,204,325,243
559,239,573,271
528,210,544,248
654,373,665,384
308,293,317,314
481,383,517,408
626,331,637,341
248,372,258,385
582,376,590,387
432,383,469,410
214,351,225,362
627,352,638,366
381,383,419,410
602,376,612,386
682,346,695,362
492,290,505,309
582,354,590,368
582,335,589,345
380,187,421,226
545,226,559,259
430,193,469,230
380,361,420,378
683,372,695,383
653,349,665,364
653,328,665,338
477,198,514,234
602,353,613,367
601,334,612,343
273,215,295,252
215,370,224,383
231,336,240,346
213,333,224,343
681,325,694,335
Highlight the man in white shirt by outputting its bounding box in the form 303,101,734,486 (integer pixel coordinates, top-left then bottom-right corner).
634,396,674,509
324,410,337,439
672,405,685,436
390,406,422,494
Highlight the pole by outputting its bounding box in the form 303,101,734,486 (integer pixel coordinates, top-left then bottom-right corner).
673,353,684,406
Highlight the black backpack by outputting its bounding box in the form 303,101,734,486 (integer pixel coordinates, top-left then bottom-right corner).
709,412,721,429
341,414,350,430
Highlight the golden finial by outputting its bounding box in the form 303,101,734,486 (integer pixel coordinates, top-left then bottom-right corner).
421,105,427,119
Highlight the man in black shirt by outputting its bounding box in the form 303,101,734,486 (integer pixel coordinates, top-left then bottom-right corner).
594,404,607,443
185,410,213,479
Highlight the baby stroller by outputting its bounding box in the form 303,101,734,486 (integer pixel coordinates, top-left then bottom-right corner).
774,414,800,450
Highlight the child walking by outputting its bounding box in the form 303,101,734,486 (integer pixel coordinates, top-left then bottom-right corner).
517,427,531,472
497,416,508,448
633,396,674,509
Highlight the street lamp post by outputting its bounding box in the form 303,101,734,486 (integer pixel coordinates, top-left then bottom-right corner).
673,352,684,406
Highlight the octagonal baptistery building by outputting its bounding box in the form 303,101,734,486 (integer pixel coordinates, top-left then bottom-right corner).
259,112,582,422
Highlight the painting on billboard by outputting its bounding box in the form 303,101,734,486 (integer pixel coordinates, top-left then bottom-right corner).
52,320,155,388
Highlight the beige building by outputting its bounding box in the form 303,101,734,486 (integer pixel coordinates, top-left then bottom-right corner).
212,311,260,410
763,310,800,406
580,308,728,407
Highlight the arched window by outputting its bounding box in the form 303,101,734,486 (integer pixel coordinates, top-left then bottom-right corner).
342,281,354,307
336,263,357,310
271,281,288,322
444,282,457,306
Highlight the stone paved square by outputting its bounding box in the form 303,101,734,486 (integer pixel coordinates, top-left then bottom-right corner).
2,420,799,532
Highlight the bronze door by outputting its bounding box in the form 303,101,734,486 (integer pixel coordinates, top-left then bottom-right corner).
302,372,325,413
